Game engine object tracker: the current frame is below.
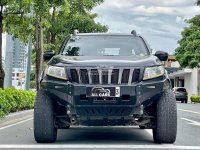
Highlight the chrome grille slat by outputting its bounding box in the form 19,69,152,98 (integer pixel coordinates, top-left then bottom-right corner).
98,69,102,84
118,68,123,84
108,69,112,84
128,68,134,85
87,69,92,84
76,68,81,84
69,67,140,85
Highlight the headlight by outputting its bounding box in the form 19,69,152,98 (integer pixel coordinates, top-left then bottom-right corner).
46,66,67,80
143,66,164,80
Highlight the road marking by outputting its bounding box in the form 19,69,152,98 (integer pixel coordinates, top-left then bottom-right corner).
0,115,33,128
178,109,200,115
181,118,200,126
0,144,200,149
0,117,33,131
7,109,33,117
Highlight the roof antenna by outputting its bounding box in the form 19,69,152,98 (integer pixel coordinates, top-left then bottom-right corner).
131,30,137,36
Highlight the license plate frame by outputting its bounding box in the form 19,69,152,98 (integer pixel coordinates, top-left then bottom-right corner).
86,87,120,97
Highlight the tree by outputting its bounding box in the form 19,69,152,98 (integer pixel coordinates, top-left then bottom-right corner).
32,0,107,90
175,3,200,68
197,0,200,6
0,3,5,88
33,0,48,90
45,0,107,52
2,0,108,90
32,0,108,90
0,0,31,88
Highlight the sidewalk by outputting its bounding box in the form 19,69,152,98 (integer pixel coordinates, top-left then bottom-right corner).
0,110,33,128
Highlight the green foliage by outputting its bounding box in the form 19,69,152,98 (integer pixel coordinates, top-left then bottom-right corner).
30,80,36,89
4,13,31,42
30,70,35,81
3,0,108,55
42,0,108,53
2,0,108,89
197,0,200,6
50,12,108,53
2,0,32,42
175,15,200,68
190,95,200,103
0,88,36,118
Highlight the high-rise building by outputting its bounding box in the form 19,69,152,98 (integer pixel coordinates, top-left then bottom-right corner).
4,33,27,89
13,38,27,71
4,34,14,88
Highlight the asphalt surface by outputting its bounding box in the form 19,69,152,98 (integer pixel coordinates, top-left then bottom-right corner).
0,103,200,150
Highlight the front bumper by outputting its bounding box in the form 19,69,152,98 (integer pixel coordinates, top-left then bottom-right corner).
41,76,170,117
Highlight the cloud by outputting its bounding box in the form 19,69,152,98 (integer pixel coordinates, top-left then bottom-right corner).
97,0,197,8
130,5,199,16
94,0,199,54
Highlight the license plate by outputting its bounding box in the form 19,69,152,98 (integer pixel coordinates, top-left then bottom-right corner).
86,87,120,97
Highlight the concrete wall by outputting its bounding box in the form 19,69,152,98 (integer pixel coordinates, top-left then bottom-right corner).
198,69,200,96
184,68,199,101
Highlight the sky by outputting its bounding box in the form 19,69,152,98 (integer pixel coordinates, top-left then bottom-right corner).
94,0,200,54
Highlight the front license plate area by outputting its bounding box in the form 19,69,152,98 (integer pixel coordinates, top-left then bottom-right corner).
86,87,120,97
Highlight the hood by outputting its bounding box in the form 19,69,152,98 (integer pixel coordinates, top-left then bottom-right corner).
48,55,162,67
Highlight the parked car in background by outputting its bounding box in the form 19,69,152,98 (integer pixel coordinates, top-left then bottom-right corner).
173,87,188,103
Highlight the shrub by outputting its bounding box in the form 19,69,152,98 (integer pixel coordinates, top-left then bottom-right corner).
190,96,200,103
0,88,36,118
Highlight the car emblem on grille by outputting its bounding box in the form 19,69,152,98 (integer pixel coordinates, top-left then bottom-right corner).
91,87,111,97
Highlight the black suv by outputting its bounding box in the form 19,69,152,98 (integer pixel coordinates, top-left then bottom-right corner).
34,30,177,143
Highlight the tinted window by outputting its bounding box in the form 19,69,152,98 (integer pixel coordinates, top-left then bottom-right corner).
177,88,186,92
63,35,149,56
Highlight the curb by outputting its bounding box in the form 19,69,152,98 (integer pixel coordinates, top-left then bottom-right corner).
0,109,33,128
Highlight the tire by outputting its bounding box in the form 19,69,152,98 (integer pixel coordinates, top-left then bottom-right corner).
65,125,70,129
185,99,188,104
139,126,145,129
153,90,177,143
34,90,57,143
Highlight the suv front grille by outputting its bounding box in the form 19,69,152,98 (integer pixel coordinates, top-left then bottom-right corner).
69,67,140,85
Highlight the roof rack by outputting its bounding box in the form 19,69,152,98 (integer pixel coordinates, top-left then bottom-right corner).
73,29,79,36
131,30,137,36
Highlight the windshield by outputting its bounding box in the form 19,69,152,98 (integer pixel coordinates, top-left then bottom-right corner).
62,35,149,56
176,88,186,92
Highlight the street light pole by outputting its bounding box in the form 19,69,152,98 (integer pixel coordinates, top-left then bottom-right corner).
25,4,33,90
25,35,32,90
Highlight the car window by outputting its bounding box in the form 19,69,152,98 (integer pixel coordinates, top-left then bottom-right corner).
62,35,149,56
177,88,186,92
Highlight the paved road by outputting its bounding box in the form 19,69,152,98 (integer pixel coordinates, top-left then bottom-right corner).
0,103,200,150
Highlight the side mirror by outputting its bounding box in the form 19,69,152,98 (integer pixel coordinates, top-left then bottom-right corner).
44,49,55,61
155,51,168,61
